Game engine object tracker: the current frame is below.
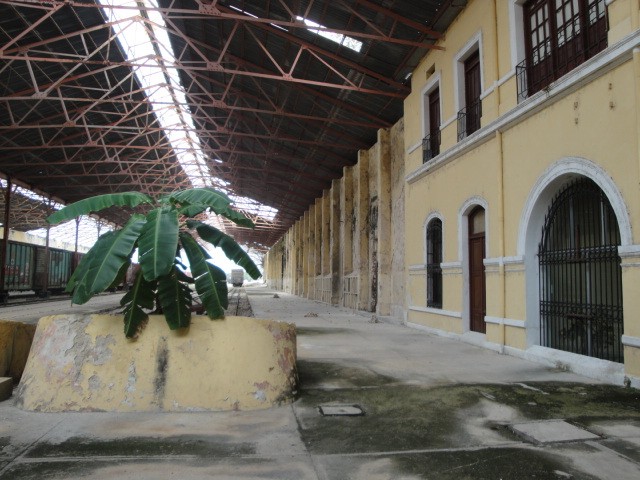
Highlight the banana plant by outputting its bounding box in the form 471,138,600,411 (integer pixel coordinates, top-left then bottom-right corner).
47,188,261,338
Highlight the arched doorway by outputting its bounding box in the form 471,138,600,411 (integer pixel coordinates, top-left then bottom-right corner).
468,206,486,333
538,177,623,362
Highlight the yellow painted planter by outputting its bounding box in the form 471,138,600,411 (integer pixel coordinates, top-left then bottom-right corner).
0,319,37,383
16,314,297,412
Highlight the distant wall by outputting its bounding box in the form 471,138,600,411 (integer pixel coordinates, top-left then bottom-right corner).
263,120,405,321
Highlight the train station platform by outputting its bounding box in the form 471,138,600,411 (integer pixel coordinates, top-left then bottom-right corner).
1,285,640,479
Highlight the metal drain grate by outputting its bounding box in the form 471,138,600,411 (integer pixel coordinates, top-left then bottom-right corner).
318,404,365,416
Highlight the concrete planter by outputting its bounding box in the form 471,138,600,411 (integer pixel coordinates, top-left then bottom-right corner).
0,319,37,383
16,314,297,412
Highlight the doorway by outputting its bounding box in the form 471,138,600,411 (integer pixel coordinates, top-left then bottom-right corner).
468,207,486,333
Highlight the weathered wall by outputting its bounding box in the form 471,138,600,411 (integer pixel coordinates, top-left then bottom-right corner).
17,314,297,412
264,120,405,321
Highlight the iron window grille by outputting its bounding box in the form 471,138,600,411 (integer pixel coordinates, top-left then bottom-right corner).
517,0,608,102
426,219,443,309
457,100,482,141
538,177,623,363
422,131,441,163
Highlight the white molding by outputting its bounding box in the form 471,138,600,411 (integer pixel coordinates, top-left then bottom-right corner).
484,257,503,267
622,335,640,348
440,261,462,270
441,114,457,130
453,30,484,113
408,306,461,318
485,316,525,328
618,245,640,257
421,72,442,138
406,141,422,155
406,323,632,386
517,157,634,254
505,345,626,385
497,68,516,88
480,85,494,101
406,29,640,185
423,212,444,264
508,0,527,70
503,255,525,265
458,196,489,261
409,264,427,272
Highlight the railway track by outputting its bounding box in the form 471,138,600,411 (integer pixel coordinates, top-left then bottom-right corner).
226,287,253,317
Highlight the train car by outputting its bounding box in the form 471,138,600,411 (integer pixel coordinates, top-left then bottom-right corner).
2,241,80,297
1,239,138,301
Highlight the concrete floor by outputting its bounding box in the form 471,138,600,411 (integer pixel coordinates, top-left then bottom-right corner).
1,285,640,479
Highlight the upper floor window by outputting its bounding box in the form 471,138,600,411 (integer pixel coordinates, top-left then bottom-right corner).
426,218,443,308
517,0,607,101
423,86,441,163
457,49,482,140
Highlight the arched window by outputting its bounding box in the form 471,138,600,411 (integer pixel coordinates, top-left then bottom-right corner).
426,218,443,308
538,177,623,362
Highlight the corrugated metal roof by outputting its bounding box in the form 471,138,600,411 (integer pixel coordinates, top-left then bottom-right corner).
0,0,463,250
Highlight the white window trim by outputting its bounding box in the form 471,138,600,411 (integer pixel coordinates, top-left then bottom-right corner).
458,196,489,333
508,0,527,70
519,157,632,348
453,31,484,113
421,73,442,138
423,211,444,265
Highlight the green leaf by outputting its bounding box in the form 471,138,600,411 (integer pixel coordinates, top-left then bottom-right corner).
178,204,208,218
157,267,192,330
169,188,231,211
180,233,225,319
175,267,194,284
108,260,131,290
138,208,179,281
208,263,229,310
187,220,261,279
69,215,145,303
47,192,153,224
219,206,255,229
121,269,156,338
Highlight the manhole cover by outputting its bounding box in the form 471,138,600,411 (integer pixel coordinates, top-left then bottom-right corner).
511,420,599,443
318,404,365,416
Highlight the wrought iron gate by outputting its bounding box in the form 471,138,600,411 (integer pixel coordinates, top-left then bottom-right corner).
538,178,623,362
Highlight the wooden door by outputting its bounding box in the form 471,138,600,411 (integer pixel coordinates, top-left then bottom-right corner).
464,51,481,135
469,207,486,333
428,88,440,155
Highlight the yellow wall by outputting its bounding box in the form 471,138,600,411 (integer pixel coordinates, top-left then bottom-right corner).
17,314,297,412
404,0,640,382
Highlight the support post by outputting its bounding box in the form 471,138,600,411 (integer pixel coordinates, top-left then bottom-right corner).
0,178,12,303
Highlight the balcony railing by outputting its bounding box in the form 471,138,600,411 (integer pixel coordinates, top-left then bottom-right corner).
422,131,440,163
516,59,529,104
456,100,481,141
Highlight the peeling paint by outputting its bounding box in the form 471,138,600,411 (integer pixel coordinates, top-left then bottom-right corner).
17,315,297,412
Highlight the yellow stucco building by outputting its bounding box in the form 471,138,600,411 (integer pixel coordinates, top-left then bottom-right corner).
404,0,640,386
265,0,640,387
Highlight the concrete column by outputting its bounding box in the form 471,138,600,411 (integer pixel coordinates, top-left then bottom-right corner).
307,203,316,299
354,150,370,311
314,198,322,299
376,128,392,316
304,212,311,297
341,167,354,277
321,191,330,277
368,147,379,313
295,219,303,296
330,179,341,305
